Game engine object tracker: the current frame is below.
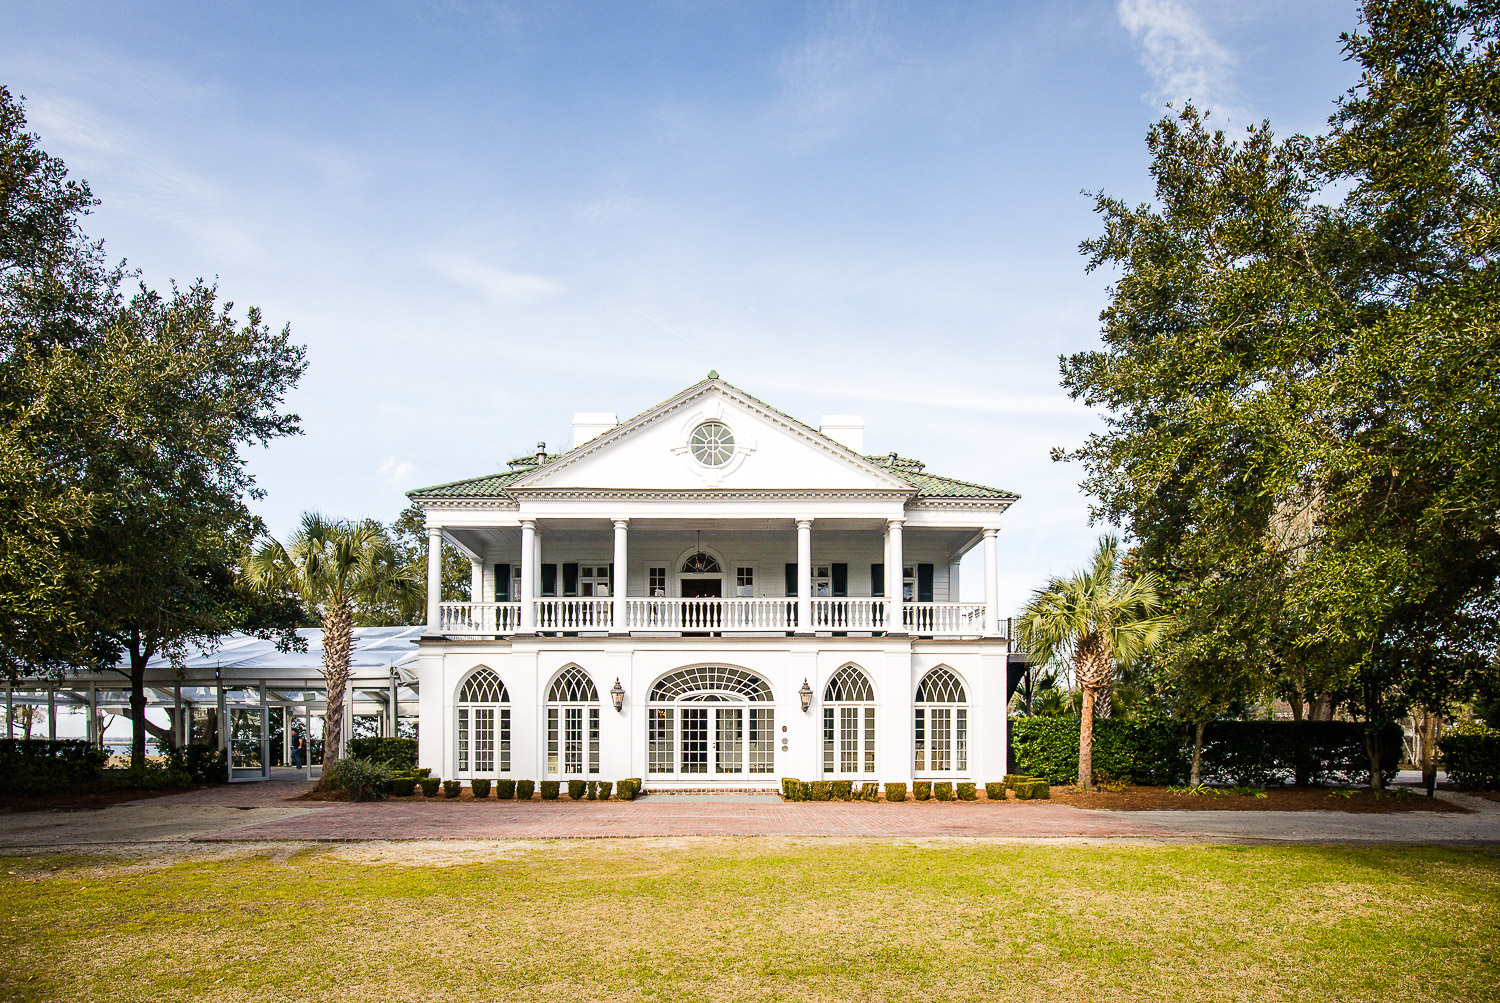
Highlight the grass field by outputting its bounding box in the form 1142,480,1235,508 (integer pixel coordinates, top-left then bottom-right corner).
0,840,1495,1002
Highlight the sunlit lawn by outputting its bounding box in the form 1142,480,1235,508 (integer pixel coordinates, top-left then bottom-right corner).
0,841,1496,1002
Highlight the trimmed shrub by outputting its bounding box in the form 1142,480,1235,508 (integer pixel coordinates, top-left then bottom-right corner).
1015,780,1051,800
933,781,953,801
913,781,932,801
984,782,1006,801
442,779,461,798
540,781,560,800
1443,734,1500,789
516,779,535,800
0,740,109,796
173,744,228,785
883,782,907,803
830,779,854,801
860,782,880,802
598,781,613,800
625,777,643,798
781,777,801,800
567,779,586,800
495,779,516,800
99,761,192,792
956,782,977,801
1003,773,1039,789
585,781,598,800
470,778,491,799
808,781,832,801
345,737,418,770
615,778,638,801
319,757,395,801
419,777,441,797
391,776,417,796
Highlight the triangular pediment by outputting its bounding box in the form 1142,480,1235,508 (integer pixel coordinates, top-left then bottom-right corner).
508,380,914,494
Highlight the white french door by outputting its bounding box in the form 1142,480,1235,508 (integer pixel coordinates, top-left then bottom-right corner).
648,701,773,779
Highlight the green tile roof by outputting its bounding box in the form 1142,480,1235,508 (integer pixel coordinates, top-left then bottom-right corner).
408,376,1018,503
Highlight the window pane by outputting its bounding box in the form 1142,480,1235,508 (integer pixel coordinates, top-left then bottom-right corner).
500,707,510,773
864,706,876,773
749,708,775,774
648,708,675,774
588,708,600,775
840,706,859,773
547,708,558,775
956,708,967,772
475,707,494,773
823,707,835,774
458,708,469,773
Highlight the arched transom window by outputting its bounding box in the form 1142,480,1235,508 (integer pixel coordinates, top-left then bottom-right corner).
914,667,967,776
647,666,774,777
823,665,875,776
456,666,509,777
680,552,722,575
546,666,599,776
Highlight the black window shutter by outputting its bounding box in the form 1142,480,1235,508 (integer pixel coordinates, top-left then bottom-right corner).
831,563,848,597
918,563,935,603
540,564,557,597
785,563,797,596
562,562,579,597
608,563,615,592
495,563,511,602
871,563,884,597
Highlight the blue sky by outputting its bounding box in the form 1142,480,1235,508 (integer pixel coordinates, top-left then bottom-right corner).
4,1,1363,612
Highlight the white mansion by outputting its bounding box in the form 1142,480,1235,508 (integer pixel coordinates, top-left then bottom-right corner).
411,375,1024,788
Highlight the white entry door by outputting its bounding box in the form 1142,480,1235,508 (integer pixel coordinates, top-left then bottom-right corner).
665,704,750,777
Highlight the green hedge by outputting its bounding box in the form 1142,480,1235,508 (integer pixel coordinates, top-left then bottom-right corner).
984,782,1005,801
419,777,440,796
391,776,417,796
345,738,418,770
1443,734,1500,789
598,781,614,800
830,780,853,801
807,781,832,801
0,739,108,795
933,781,953,801
956,782,976,801
568,779,586,800
912,781,931,801
616,778,640,801
1014,779,1050,800
495,779,516,800
860,782,879,802
516,780,535,800
540,781,560,800
442,779,461,798
883,782,906,803
470,778,491,798
1010,718,1403,786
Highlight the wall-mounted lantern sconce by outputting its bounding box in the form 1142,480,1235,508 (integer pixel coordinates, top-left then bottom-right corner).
611,677,625,713
799,678,813,713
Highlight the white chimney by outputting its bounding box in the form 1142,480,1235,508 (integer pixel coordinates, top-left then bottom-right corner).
571,412,617,449
819,414,865,454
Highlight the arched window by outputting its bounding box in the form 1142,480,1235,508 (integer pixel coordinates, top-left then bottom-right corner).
914,667,967,775
547,666,599,776
681,552,722,574
647,666,774,777
823,665,875,776
456,666,509,778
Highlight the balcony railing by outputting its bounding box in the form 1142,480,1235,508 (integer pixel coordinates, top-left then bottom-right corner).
436,599,1016,640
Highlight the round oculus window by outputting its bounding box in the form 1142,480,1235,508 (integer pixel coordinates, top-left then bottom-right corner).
689,421,735,467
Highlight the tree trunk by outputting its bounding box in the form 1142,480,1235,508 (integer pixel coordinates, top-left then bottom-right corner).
1288,691,1304,722
321,601,354,770
1311,693,1334,721
1190,720,1206,788
128,640,151,771
1364,728,1385,791
1095,685,1112,720
1078,687,1095,789
1420,710,1440,798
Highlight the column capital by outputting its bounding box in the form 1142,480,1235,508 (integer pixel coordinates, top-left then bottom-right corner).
795,518,814,530
520,518,537,531
428,525,444,539
982,527,999,539
887,517,906,529
612,518,630,530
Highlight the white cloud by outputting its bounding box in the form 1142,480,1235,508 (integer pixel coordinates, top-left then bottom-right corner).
425,251,563,307
377,455,417,487
1117,0,1243,120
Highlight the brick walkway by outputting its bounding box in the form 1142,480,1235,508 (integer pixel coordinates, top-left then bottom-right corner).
197,798,1181,841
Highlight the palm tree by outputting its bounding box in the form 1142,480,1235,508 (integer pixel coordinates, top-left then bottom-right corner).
247,513,422,769
1017,535,1172,788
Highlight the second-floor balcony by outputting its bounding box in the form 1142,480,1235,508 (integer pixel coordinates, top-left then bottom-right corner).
436,598,1013,641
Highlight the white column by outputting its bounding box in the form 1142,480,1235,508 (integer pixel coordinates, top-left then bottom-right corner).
796,519,813,634
425,526,444,633
983,528,1000,635
469,559,484,604
886,519,905,634
949,559,962,602
612,519,629,633
519,519,537,633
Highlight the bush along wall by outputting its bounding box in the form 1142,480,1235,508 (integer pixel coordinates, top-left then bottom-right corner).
345,738,418,770
884,782,906,802
0,740,107,796
567,779,586,800
912,781,932,801
1442,734,1500,789
470,778,491,799
516,780,535,800
984,782,1005,801
540,781,560,800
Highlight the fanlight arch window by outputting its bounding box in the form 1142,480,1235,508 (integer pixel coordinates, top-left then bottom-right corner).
647,666,775,776
680,552,722,575
456,666,509,777
823,665,876,776
546,666,599,777
914,666,967,775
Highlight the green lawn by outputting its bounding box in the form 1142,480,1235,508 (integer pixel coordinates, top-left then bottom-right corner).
0,841,1496,1002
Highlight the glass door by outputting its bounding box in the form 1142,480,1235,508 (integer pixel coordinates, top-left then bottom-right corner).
714,707,744,774
679,707,709,774
226,685,269,782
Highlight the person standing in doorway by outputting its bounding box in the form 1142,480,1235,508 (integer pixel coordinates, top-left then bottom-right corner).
291,731,304,768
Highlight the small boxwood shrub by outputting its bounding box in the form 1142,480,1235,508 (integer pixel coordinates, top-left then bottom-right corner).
567,780,586,800
884,782,906,802
615,778,638,801
1015,780,1051,800
913,781,932,801
808,781,832,801
956,782,976,801
984,782,1005,801
933,781,953,801
1443,734,1500,789
860,782,879,802
442,779,461,798
781,777,801,800
585,781,598,800
598,781,613,800
540,781,560,800
470,778,491,799
625,777,643,799
391,776,417,796
494,779,516,800
418,777,440,796
516,780,535,800
830,780,853,801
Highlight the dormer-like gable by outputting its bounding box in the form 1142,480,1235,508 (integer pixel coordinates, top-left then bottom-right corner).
508,377,913,495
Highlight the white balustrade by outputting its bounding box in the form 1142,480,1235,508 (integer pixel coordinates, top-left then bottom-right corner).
810,598,889,630
535,598,614,631
904,602,988,636
438,602,522,636
625,598,795,631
